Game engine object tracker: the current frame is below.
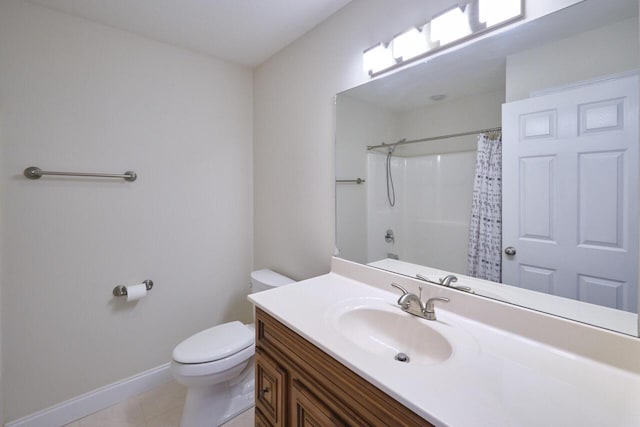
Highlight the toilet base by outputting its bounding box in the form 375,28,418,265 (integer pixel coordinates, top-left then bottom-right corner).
218,390,254,425
219,365,255,425
179,365,255,427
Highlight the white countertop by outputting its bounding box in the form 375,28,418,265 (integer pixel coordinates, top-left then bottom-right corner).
249,269,640,427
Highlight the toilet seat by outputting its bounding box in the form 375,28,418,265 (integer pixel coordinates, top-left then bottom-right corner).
171,344,255,378
172,321,253,364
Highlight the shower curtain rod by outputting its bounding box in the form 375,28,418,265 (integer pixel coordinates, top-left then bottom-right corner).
366,126,502,151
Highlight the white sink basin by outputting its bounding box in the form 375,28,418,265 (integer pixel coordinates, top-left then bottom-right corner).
331,301,453,365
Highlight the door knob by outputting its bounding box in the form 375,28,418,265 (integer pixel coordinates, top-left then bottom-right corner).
504,247,516,256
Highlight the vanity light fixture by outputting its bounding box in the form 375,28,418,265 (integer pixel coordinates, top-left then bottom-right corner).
431,5,472,46
480,0,523,27
362,42,396,75
391,26,430,62
363,0,524,77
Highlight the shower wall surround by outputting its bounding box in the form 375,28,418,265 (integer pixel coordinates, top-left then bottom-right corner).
367,150,477,272
0,0,253,422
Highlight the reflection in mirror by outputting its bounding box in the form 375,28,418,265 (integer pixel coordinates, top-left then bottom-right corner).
335,1,639,336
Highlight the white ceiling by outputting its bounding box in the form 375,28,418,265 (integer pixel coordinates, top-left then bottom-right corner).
24,0,352,66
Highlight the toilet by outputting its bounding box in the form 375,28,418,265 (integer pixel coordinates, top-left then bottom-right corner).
171,269,295,427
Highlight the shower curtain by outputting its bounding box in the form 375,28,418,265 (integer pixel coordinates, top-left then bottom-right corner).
466,133,502,282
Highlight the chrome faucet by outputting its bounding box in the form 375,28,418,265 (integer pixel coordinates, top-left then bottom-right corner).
417,273,473,293
439,274,473,293
439,274,458,287
390,283,449,321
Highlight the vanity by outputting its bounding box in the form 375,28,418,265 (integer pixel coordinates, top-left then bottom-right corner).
253,308,427,426
249,257,640,426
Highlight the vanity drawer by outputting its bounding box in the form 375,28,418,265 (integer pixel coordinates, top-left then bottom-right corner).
255,308,430,426
255,348,287,427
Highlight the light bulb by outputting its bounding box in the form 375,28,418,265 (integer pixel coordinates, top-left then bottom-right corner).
363,43,395,75
431,6,472,46
392,27,429,61
479,0,522,27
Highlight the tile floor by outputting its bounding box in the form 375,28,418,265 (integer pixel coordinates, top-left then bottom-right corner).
63,381,254,427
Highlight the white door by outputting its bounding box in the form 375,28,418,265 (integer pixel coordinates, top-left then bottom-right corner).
502,74,638,313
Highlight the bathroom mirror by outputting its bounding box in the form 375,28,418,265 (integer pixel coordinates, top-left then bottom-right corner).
335,0,640,336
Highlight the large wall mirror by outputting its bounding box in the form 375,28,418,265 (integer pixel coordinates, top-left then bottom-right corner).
335,0,640,336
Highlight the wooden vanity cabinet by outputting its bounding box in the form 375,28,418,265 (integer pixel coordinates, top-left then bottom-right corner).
254,308,431,427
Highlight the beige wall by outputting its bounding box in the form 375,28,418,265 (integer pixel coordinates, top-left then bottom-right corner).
253,0,581,280
397,89,505,156
254,0,458,280
0,0,253,421
506,17,639,101
0,84,3,425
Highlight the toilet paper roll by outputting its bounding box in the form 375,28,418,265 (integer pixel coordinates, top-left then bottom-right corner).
126,283,147,302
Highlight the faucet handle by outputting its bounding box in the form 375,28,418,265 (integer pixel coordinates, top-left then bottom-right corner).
391,283,413,309
439,274,458,286
390,283,408,295
424,297,450,321
426,296,450,308
416,274,440,285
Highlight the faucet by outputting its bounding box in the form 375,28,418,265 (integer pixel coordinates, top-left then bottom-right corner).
439,274,458,286
417,273,473,293
390,283,450,321
439,274,473,293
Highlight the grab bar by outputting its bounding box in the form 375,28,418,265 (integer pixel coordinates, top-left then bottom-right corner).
24,166,137,182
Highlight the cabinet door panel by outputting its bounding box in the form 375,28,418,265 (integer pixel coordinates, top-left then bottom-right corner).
291,380,346,427
255,408,272,427
255,349,286,427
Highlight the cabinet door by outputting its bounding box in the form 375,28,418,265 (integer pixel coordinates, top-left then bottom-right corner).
255,350,287,427
255,408,272,427
291,379,347,427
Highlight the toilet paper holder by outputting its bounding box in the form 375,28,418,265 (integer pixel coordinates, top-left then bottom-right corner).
113,280,154,297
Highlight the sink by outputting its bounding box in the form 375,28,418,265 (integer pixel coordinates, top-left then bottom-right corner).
332,302,453,365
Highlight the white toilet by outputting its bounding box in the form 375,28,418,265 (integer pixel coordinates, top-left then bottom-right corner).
171,269,294,427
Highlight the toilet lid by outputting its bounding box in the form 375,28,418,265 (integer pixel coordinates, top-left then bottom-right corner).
172,321,254,364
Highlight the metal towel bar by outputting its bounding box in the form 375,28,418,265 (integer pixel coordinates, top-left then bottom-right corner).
24,166,137,182
336,178,365,184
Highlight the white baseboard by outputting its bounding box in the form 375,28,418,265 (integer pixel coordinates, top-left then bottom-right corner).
5,363,172,427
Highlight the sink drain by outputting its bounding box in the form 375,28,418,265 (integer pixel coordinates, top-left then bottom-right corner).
394,352,410,363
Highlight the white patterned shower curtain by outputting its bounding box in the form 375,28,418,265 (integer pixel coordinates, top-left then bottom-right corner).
466,133,502,282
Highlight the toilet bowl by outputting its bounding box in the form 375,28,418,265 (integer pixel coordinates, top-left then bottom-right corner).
171,270,294,427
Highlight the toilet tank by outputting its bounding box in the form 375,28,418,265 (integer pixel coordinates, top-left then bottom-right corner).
250,269,294,294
